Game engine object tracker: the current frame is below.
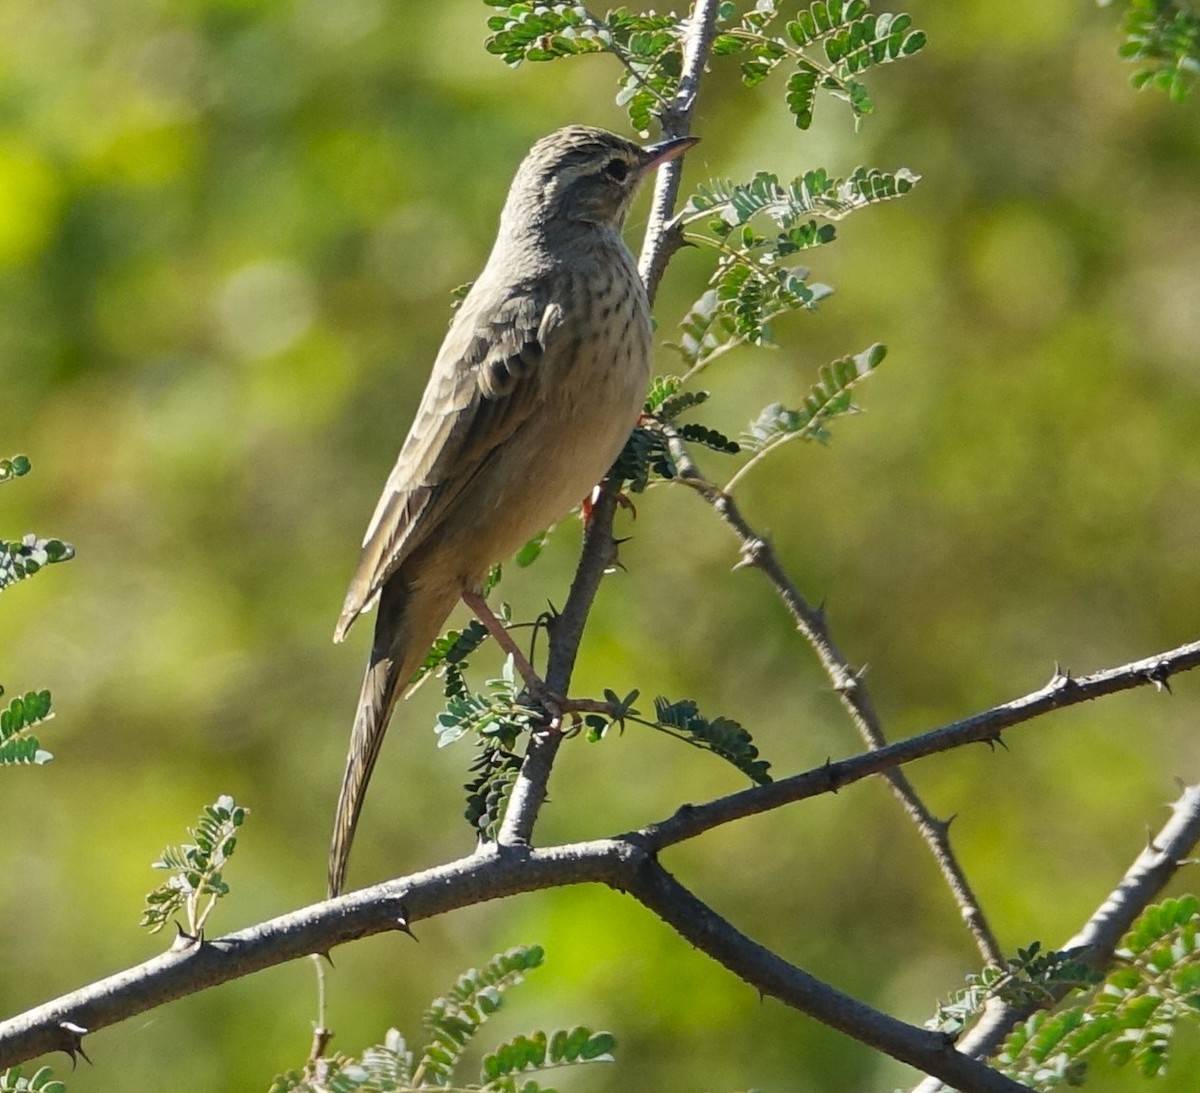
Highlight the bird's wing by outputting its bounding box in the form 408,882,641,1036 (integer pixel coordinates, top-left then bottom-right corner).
334,282,565,641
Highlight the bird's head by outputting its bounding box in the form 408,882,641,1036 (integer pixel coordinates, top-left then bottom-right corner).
503,125,698,236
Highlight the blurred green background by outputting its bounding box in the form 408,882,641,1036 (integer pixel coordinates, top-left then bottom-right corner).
2,0,1199,1089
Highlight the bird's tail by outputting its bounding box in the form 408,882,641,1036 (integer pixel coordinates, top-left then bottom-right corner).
328,575,459,898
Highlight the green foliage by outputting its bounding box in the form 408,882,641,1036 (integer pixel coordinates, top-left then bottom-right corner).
988,897,1200,1088
480,2,924,131
673,169,915,372
575,687,639,742
0,533,74,592
268,1029,412,1092
271,946,615,1092
0,457,74,593
1113,0,1200,101
464,740,523,839
432,658,537,837
929,942,1101,1037
141,795,249,936
712,0,927,128
0,1070,62,1093
417,945,548,1085
412,619,490,690
610,422,678,494
728,344,886,488
515,527,554,567
0,1067,65,1093
2,457,69,770
482,3,682,130
643,697,772,784
0,456,32,484
435,658,537,751
0,688,55,767
610,378,741,493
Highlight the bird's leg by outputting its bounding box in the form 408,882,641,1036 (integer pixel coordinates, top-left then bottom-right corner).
460,589,549,696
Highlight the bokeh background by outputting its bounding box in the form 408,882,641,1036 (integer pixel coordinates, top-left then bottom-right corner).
2,0,1199,1089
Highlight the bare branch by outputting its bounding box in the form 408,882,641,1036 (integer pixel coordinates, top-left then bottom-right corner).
642,637,1200,848
624,860,1035,1093
664,430,1006,966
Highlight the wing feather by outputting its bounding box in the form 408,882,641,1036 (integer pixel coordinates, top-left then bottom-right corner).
334,282,562,640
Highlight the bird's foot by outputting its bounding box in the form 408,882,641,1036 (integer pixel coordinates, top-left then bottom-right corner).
581,482,637,526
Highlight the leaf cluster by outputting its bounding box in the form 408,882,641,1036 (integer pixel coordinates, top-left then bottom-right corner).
1116,0,1200,101
463,741,523,840
431,658,538,838
141,795,249,936
2,457,69,771
646,697,771,785
729,343,886,488
0,456,32,484
412,618,490,690
995,897,1200,1087
929,942,1101,1037
0,1068,65,1093
1,456,74,593
610,378,740,494
0,689,55,767
270,946,616,1093
482,3,681,130
711,0,926,128
673,168,915,371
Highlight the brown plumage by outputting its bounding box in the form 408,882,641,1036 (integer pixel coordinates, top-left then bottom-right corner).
328,125,698,896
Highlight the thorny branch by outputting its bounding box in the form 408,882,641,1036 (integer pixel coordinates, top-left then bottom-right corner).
664,429,1005,967
2,638,1197,1088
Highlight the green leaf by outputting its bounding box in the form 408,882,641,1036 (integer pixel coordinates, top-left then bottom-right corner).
141,795,249,935
0,689,55,766
1116,0,1200,101
648,697,772,784
739,343,886,460
416,945,544,1085
0,456,32,484
515,527,553,567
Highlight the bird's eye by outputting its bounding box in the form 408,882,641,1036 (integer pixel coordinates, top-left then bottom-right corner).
602,157,630,182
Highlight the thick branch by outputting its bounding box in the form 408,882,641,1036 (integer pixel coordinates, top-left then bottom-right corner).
0,838,1025,1091
625,860,1033,1093
912,782,1200,1093
667,433,1005,964
3,638,1196,1076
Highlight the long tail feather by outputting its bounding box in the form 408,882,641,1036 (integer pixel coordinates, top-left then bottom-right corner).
328,575,458,897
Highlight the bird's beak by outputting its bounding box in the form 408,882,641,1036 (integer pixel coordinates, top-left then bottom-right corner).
640,134,700,173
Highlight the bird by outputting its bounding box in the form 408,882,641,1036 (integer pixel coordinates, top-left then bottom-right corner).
328,124,698,896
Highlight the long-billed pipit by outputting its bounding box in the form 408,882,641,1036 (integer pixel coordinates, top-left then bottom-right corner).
329,125,697,896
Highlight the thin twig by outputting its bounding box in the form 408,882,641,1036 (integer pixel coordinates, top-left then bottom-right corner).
496,0,719,846
640,638,1200,848
664,430,1006,966
498,488,620,845
911,782,1200,1093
